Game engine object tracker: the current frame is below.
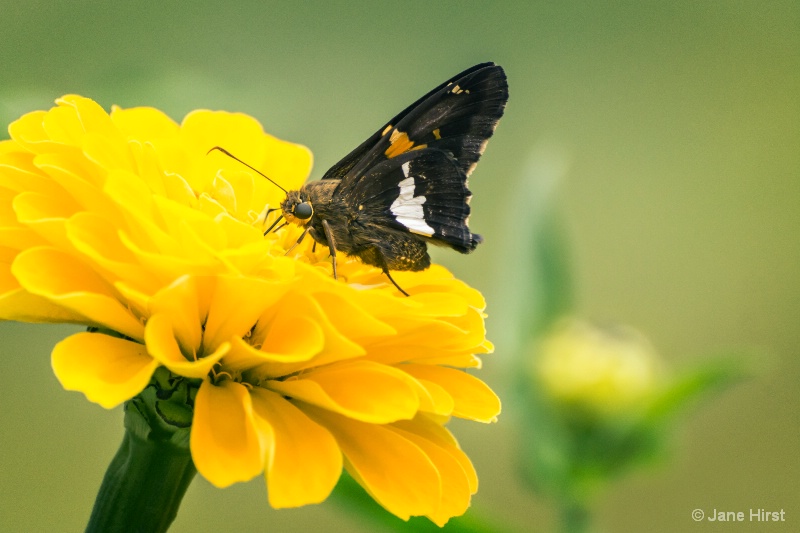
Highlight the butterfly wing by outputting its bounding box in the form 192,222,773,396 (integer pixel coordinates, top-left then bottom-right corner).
322,62,508,182
318,62,507,268
340,148,480,253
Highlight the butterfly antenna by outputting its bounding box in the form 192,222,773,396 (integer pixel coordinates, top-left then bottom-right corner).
207,146,288,194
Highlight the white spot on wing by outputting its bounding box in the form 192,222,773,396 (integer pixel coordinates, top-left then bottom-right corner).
390,176,435,236
401,161,410,177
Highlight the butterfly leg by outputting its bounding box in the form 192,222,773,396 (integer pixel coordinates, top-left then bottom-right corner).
321,219,338,280
285,225,311,255
263,215,286,236
383,270,410,297
351,234,424,297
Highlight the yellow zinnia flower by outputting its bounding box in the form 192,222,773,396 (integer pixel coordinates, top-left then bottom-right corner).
0,95,499,525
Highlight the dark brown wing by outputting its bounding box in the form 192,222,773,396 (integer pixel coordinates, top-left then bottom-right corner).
340,148,480,253
322,63,508,182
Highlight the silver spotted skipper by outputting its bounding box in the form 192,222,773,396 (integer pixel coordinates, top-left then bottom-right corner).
212,62,508,296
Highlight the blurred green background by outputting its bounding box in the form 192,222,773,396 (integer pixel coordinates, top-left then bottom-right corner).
0,1,798,532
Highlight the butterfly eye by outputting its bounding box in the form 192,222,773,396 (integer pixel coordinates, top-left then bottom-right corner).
294,202,313,220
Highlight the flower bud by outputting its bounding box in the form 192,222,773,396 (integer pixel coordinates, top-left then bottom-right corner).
533,319,662,417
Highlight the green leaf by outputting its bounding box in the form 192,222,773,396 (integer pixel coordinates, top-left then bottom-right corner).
644,356,751,425
331,473,523,533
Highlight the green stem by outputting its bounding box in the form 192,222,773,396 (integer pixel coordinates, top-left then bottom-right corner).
86,427,197,533
85,367,199,533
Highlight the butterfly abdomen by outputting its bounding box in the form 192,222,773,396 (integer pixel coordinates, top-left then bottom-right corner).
353,230,431,272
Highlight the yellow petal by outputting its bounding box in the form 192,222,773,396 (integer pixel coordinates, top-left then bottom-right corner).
51,331,157,409
0,226,47,249
414,353,483,368
117,229,212,285
0,245,16,263
394,416,478,494
66,212,160,294
151,195,225,257
400,309,486,350
0,140,20,155
161,169,196,206
0,150,66,195
224,314,324,373
402,292,469,317
33,153,111,212
47,100,132,171
388,264,485,309
400,365,501,423
390,426,472,525
0,189,20,227
217,169,254,220
148,275,207,355
13,191,78,250
6,110,44,145
259,135,313,194
250,388,342,508
0,262,19,291
312,291,396,342
209,174,236,214
197,193,226,219
191,379,264,488
182,111,267,164
0,287,86,323
202,275,292,353
267,361,419,424
413,378,455,417
56,95,123,143
8,110,73,155
110,106,180,140
125,141,168,197
380,313,488,366
214,212,263,249
364,343,468,368
258,313,323,360
113,281,150,319
250,292,365,377
144,313,228,379
307,407,440,521
217,238,279,276
185,110,312,189
103,168,156,220
12,247,144,340
42,104,86,147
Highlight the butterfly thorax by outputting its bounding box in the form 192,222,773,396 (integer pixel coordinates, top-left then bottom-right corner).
283,179,415,269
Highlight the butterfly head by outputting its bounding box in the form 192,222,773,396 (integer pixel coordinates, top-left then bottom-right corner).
280,190,314,225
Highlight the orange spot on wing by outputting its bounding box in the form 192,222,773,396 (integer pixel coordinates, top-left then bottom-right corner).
385,130,416,158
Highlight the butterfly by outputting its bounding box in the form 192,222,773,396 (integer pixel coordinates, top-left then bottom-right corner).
212,62,508,296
